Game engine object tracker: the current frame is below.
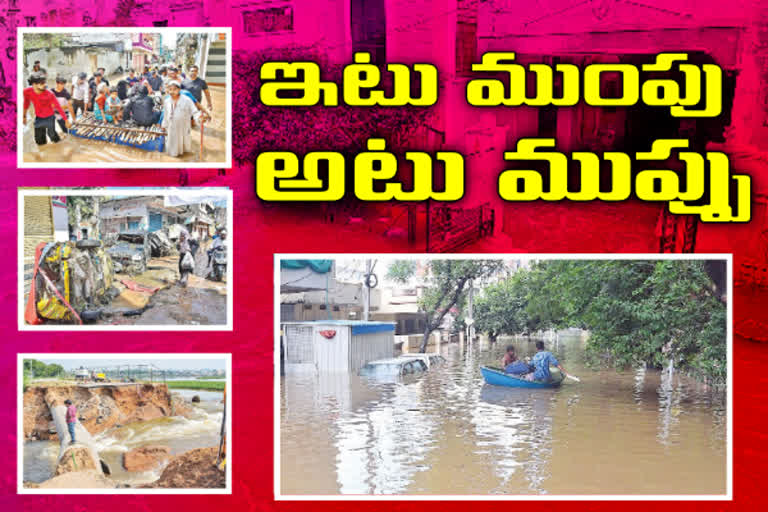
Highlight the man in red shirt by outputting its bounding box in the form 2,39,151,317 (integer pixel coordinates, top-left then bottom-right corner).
23,71,69,146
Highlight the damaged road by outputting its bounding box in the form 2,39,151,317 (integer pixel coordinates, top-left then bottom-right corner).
101,248,227,326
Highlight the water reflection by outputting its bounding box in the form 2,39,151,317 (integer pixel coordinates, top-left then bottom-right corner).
280,335,726,495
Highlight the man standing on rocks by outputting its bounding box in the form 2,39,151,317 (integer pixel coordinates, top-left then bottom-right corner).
65,399,77,445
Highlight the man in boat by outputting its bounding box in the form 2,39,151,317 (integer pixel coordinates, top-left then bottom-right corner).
23,71,70,146
531,341,568,382
502,345,533,375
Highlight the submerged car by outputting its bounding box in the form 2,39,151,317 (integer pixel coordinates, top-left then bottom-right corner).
106,231,150,274
359,357,428,377
399,353,446,369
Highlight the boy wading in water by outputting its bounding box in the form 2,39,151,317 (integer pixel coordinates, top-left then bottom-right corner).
23,71,70,146
64,399,77,445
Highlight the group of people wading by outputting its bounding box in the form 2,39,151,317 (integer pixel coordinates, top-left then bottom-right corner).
23,60,214,158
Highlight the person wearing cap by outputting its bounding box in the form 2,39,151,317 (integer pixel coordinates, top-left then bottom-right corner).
161,79,196,157
52,76,75,134
70,72,89,118
23,71,69,145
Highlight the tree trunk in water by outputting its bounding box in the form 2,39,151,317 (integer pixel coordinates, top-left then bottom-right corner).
419,326,434,353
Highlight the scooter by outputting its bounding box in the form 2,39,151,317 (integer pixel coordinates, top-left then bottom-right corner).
210,245,227,282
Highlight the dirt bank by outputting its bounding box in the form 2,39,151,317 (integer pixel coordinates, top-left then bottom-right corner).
23,384,193,441
26,470,117,489
55,445,98,475
142,447,225,488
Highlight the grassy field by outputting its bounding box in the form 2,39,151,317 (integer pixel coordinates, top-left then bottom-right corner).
165,380,225,391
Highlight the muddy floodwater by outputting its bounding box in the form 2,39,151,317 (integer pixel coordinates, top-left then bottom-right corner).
280,335,726,495
22,83,227,164
24,390,224,486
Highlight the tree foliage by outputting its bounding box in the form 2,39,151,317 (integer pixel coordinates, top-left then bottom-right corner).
415,260,504,352
386,260,417,284
472,260,726,383
23,359,64,378
474,270,535,341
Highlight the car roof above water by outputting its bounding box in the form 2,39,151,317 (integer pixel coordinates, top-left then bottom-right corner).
364,358,408,366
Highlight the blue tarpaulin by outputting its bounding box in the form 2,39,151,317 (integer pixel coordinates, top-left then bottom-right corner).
280,260,333,273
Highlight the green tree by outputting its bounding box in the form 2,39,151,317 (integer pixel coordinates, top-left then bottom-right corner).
23,359,65,378
386,260,417,284
415,260,504,352
524,260,727,383
474,270,534,342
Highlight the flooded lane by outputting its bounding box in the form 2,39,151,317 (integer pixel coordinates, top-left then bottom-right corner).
22,84,227,164
280,336,726,495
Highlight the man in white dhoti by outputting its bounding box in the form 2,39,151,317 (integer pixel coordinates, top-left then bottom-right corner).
161,80,197,157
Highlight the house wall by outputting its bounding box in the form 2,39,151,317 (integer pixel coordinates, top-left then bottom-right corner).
229,0,349,62
313,324,351,372
23,196,55,264
349,329,394,373
24,47,125,81
205,37,227,85
281,302,365,322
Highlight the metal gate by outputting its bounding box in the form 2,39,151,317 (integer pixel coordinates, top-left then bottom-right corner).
426,203,494,252
285,325,313,364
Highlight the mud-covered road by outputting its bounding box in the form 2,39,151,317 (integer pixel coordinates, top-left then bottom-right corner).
102,244,227,326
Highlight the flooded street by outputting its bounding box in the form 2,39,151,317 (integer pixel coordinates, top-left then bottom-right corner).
22,83,227,164
23,390,224,486
280,335,726,495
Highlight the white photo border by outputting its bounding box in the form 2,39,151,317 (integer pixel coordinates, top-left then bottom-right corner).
18,187,234,331
273,252,733,501
17,352,233,495
17,26,233,169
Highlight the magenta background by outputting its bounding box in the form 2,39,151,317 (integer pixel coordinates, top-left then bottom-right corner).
3,0,768,509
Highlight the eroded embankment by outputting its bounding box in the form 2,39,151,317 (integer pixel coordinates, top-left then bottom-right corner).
23,383,193,441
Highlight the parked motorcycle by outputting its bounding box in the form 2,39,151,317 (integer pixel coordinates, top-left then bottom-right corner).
210,245,227,282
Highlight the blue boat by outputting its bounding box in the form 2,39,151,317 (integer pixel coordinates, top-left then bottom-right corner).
480,366,564,389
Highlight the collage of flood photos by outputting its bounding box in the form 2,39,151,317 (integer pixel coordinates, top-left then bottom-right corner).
17,25,234,494
13,21,732,505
